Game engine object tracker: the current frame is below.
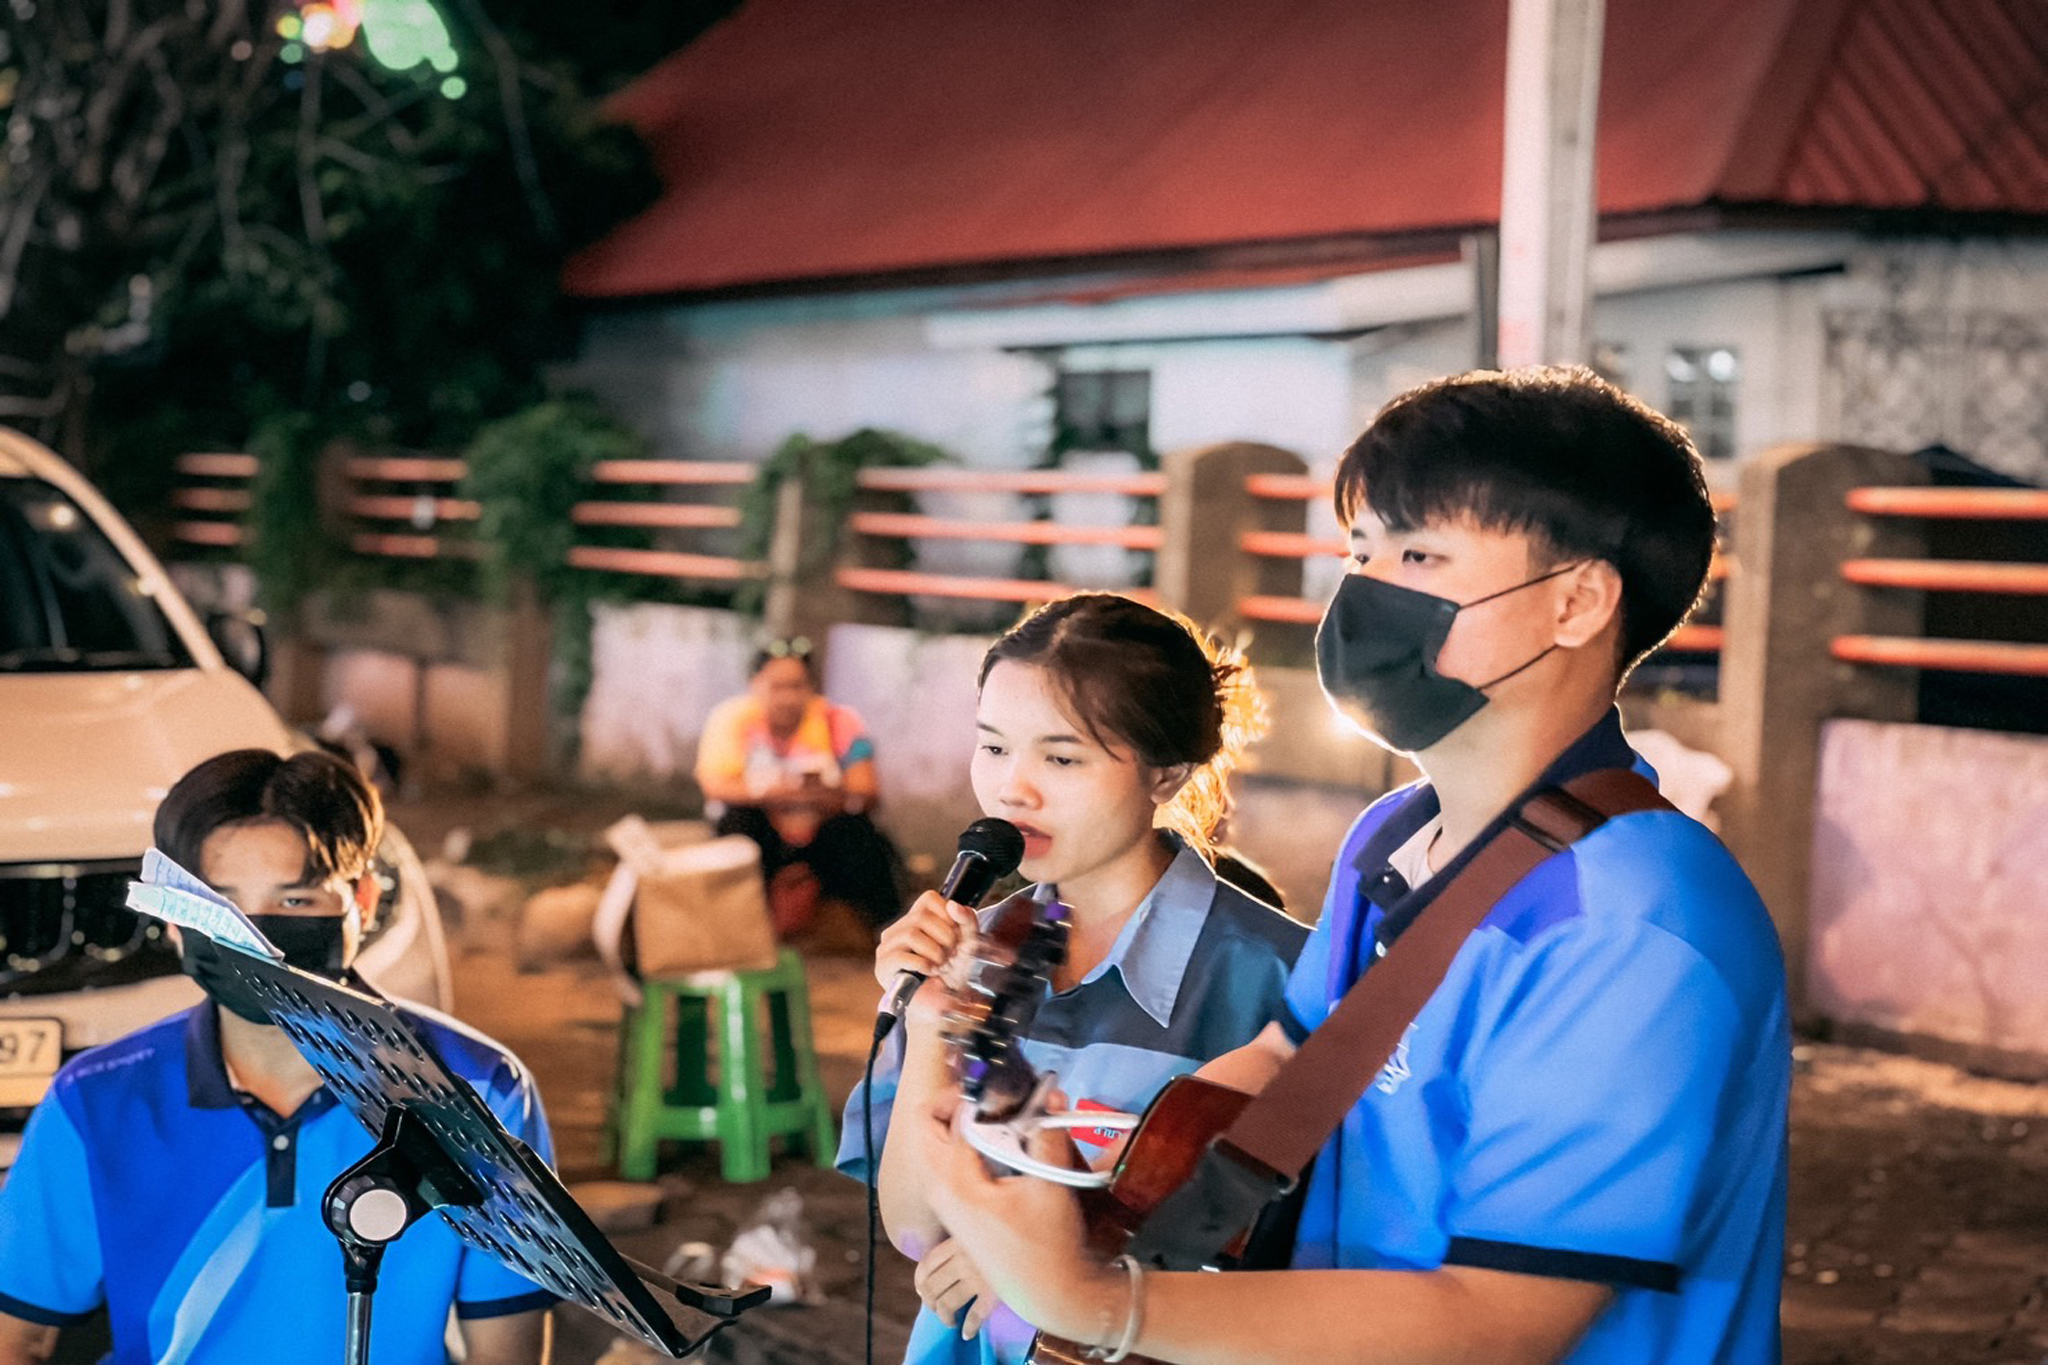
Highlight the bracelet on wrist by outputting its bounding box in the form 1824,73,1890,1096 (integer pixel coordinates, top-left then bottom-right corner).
1082,1254,1145,1363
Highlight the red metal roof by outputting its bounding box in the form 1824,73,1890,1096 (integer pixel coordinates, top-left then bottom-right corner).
1775,0,2048,212
564,0,2048,300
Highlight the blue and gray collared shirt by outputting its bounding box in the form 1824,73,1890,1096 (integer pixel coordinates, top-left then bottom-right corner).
839,838,1306,1365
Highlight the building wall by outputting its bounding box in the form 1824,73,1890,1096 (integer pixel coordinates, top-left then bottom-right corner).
1816,238,2048,485
562,235,2048,501
561,292,1053,468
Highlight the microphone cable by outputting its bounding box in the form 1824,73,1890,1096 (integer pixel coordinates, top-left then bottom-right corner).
863,1015,888,1365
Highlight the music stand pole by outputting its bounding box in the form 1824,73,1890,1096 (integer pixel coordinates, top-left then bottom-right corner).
321,1106,482,1365
340,1239,381,1365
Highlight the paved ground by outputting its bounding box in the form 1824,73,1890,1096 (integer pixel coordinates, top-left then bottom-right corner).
417,787,2048,1364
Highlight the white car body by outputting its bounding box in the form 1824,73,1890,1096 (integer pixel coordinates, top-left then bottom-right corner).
0,429,451,1168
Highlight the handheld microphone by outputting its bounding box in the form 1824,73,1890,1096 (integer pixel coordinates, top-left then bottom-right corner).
878,817,1026,1026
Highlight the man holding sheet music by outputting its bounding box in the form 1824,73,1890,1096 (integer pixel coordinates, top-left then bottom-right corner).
0,749,555,1364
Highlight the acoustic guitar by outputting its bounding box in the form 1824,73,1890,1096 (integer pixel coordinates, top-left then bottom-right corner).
940,889,1268,1365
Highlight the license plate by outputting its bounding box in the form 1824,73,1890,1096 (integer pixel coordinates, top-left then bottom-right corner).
0,1019,61,1080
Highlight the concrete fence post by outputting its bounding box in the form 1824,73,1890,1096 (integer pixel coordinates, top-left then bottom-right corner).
261,439,357,724
1717,442,1926,1012
1155,442,1311,636
502,575,552,780
765,456,909,649
761,468,815,639
264,632,328,726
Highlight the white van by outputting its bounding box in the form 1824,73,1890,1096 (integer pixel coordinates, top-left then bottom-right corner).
0,428,451,1167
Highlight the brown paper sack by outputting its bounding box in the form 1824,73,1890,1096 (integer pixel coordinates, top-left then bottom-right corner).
631,834,780,976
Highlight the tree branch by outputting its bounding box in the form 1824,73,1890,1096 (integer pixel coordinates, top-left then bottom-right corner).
451,0,556,242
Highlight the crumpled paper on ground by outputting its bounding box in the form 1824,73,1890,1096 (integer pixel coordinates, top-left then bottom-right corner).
718,1188,819,1306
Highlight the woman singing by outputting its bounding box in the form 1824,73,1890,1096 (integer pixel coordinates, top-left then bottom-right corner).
839,593,1307,1365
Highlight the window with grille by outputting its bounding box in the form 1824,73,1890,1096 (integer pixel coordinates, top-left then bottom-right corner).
1053,369,1151,456
1665,346,1740,460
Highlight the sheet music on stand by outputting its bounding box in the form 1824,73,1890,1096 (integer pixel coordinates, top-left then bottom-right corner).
196,941,766,1357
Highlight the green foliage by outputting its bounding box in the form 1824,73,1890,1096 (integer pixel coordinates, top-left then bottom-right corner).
85,55,656,461
1,1,676,518
462,398,642,606
733,428,950,613
245,412,330,617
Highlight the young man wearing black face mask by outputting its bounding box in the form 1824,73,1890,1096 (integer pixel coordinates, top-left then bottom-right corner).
916,367,1790,1364
0,749,555,1365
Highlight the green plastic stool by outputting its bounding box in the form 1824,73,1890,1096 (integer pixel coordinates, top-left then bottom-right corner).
613,948,837,1184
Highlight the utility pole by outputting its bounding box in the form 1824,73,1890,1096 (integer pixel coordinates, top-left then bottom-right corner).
1495,0,1605,369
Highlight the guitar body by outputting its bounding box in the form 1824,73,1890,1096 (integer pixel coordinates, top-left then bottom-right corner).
1027,1074,1255,1365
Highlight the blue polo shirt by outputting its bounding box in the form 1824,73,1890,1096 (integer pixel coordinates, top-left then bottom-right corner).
1281,709,1789,1363
0,1002,556,1364
841,840,1307,1365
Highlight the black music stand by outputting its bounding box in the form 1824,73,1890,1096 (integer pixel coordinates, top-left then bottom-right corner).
194,940,769,1363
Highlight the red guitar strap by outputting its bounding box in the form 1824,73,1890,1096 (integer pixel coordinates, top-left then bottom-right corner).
1125,767,1672,1268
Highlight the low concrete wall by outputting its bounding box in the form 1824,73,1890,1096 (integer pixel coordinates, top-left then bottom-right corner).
299,590,538,782
818,623,995,880
1807,719,2048,1074
577,602,753,785
320,650,513,782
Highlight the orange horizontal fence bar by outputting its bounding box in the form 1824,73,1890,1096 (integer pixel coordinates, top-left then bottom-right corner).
1831,635,2048,676
172,488,253,513
1240,529,1347,559
570,502,741,530
1239,595,1323,624
1841,558,2048,594
566,546,757,580
349,532,480,560
587,460,754,486
849,511,1161,549
174,452,259,478
1664,624,1724,652
1244,473,1331,501
343,456,468,483
173,521,244,547
347,495,481,522
855,468,1166,496
836,566,1158,606
1846,486,2048,520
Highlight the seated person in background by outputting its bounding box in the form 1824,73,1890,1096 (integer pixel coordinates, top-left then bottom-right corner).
0,749,555,1365
696,636,904,933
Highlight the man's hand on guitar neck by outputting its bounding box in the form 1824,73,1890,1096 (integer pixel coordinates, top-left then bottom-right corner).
922,1104,1117,1341
914,1237,1002,1341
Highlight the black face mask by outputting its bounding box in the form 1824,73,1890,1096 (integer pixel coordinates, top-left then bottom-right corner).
1314,563,1580,753
181,911,356,1024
